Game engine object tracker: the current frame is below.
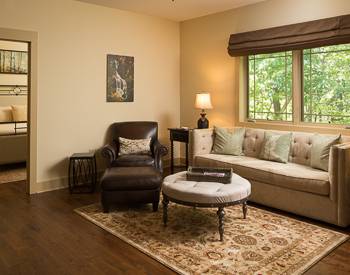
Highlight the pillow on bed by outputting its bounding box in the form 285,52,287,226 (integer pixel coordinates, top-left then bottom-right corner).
0,106,13,122
11,105,27,122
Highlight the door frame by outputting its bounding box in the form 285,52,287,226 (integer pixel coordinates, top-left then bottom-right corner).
0,27,38,194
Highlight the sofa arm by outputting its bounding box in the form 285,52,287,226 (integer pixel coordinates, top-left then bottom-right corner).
189,128,214,165
101,144,117,165
153,140,168,173
329,142,350,226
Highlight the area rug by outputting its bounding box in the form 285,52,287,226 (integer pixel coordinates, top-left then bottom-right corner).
0,166,26,184
75,203,348,275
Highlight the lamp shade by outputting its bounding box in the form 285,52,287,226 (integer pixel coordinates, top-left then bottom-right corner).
195,93,213,109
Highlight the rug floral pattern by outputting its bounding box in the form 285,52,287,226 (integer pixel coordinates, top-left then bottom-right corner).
75,203,348,275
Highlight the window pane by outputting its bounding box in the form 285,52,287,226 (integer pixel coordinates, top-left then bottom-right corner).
248,52,293,121
303,44,350,124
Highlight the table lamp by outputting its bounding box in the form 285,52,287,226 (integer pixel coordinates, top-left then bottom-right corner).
195,92,213,129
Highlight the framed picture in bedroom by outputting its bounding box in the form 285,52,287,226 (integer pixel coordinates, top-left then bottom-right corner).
0,49,28,74
106,54,134,102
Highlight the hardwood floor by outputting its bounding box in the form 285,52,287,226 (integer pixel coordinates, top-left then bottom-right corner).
0,173,349,275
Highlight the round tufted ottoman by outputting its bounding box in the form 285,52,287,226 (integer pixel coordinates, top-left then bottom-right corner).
162,171,251,241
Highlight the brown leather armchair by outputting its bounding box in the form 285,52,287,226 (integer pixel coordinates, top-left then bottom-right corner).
101,121,168,173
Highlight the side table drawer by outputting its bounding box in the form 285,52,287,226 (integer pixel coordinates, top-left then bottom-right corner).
171,131,189,142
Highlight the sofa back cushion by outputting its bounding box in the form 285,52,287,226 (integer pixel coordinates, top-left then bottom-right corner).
240,127,350,167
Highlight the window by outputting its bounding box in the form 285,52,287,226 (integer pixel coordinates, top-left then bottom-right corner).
303,44,350,124
244,43,350,126
248,52,293,121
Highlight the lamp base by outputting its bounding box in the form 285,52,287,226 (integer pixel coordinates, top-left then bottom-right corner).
197,113,209,129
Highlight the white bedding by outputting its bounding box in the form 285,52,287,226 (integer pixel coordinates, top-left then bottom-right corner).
0,123,27,135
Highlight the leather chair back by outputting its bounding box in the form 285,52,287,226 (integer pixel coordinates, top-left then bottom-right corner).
110,121,158,152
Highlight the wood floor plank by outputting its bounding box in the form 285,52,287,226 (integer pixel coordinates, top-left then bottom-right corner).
0,173,348,275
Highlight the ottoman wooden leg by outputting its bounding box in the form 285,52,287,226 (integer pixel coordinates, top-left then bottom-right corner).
153,201,159,212
217,207,225,241
242,201,247,219
102,203,110,213
162,195,169,226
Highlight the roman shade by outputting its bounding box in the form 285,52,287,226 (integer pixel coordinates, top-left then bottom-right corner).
228,14,350,56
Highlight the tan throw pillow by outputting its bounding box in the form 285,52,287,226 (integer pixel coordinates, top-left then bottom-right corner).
212,127,245,155
311,134,341,171
259,132,292,163
11,105,27,121
118,137,151,156
0,106,13,122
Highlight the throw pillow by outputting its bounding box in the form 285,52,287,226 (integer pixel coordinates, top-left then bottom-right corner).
118,137,151,156
212,127,245,155
0,106,13,122
311,134,341,171
11,105,27,121
259,132,292,163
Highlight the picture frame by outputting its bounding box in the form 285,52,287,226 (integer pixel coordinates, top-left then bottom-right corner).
106,54,134,102
0,49,28,74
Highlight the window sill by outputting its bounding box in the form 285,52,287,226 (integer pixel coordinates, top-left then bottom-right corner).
236,120,350,135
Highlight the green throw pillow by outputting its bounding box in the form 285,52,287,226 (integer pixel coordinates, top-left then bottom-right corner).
310,134,341,171
259,132,292,163
212,127,245,155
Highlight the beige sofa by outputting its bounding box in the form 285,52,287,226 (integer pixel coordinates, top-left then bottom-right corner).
189,127,350,227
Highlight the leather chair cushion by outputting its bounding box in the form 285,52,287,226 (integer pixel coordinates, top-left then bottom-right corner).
101,167,162,191
112,154,155,167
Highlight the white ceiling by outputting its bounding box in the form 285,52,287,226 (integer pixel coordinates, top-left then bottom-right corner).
77,0,266,21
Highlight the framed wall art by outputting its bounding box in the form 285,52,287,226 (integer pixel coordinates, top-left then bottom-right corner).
106,54,134,102
0,49,28,74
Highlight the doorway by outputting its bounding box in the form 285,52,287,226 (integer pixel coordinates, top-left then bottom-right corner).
0,27,37,194
0,40,29,187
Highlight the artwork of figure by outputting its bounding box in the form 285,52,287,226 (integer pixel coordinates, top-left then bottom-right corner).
107,55,134,102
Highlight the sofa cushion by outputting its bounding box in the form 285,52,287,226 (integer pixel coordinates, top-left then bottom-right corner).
194,154,330,196
311,134,341,171
112,154,155,167
212,127,245,155
259,132,292,163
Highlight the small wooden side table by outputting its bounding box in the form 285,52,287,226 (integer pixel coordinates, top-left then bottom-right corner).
168,128,190,174
68,152,97,193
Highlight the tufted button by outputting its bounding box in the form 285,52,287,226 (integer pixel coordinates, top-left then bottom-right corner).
291,155,295,158
255,136,258,139
294,139,297,143
202,135,206,138
202,147,206,150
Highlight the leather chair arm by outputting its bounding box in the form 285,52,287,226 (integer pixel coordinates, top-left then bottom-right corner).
101,144,117,165
153,140,168,173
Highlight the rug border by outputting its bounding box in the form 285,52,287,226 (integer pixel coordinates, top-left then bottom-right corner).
74,208,188,275
75,204,349,275
293,234,348,274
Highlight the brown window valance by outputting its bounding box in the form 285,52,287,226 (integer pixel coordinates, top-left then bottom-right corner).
228,14,350,56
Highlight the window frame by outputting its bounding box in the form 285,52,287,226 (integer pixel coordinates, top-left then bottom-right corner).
246,51,294,123
238,47,350,132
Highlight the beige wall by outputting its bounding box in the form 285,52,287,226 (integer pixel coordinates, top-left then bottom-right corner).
180,0,350,130
0,0,180,192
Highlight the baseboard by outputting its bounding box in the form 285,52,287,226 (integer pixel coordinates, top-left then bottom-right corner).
34,170,105,194
35,177,69,194
34,158,186,194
